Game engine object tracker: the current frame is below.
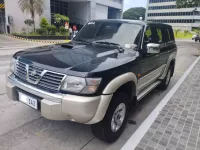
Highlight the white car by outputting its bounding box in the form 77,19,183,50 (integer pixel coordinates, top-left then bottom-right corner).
192,34,199,40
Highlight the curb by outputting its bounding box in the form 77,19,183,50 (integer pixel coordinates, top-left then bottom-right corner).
5,34,71,44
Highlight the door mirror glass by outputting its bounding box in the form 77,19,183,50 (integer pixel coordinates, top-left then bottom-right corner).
147,43,160,54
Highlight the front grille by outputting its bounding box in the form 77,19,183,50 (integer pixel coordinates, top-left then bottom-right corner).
15,61,65,92
28,65,43,83
38,72,64,92
15,61,26,80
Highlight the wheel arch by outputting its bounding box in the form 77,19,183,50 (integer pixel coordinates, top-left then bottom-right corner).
102,72,137,100
160,52,176,79
86,73,137,124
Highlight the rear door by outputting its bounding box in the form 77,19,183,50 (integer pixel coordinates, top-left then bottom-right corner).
159,26,176,73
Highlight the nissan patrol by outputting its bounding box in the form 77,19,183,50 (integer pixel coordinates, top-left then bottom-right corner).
6,20,177,143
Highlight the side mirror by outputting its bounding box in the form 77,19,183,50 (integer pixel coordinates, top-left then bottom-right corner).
147,43,160,54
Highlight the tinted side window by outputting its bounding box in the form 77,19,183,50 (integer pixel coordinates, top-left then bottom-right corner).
144,26,163,44
155,28,163,43
168,27,175,41
144,27,152,43
162,28,170,42
166,28,171,42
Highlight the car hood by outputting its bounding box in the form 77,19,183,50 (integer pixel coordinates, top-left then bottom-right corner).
15,42,138,77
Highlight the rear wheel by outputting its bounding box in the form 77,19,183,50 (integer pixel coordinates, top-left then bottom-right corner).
91,92,129,143
158,65,172,90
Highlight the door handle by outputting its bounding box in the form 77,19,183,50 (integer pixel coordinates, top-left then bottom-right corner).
156,54,159,57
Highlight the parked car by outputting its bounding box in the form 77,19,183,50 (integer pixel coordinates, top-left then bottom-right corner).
192,34,200,42
6,20,177,143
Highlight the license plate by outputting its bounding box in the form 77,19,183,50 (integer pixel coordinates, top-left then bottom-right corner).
18,92,38,110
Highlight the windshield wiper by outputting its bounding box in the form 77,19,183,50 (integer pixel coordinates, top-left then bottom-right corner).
94,41,125,53
74,39,92,45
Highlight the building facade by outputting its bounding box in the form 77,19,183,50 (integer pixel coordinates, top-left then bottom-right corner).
146,0,200,30
1,0,124,33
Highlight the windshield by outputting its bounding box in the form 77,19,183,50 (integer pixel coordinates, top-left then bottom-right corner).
73,21,143,49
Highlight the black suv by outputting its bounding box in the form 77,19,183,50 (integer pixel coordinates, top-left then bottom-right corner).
6,20,177,143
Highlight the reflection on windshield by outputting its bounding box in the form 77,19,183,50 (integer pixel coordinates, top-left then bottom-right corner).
73,22,142,49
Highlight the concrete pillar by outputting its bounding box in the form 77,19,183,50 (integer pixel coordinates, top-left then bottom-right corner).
42,0,51,24
89,1,96,20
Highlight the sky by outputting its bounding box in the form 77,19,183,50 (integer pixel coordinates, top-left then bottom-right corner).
124,0,147,11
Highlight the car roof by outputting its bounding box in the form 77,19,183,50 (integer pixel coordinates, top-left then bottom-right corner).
90,19,172,27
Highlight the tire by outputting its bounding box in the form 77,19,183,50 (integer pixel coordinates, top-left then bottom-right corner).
158,65,172,90
91,92,129,143
195,40,197,42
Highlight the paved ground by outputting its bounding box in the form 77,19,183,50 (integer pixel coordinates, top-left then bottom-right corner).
0,34,199,150
133,58,200,150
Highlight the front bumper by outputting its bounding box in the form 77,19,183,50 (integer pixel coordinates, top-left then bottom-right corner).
6,73,113,124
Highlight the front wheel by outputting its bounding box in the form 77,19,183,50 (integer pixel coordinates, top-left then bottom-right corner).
158,66,172,90
91,92,129,143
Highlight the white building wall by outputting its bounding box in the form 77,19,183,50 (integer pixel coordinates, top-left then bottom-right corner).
95,0,123,10
146,0,200,30
96,4,108,19
5,0,50,33
68,2,90,25
4,0,124,33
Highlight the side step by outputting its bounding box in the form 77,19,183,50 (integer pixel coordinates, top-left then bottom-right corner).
137,81,161,101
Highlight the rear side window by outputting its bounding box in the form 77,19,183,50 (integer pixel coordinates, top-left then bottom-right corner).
168,27,175,41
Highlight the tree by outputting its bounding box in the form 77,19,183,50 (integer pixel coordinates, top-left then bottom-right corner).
53,14,69,27
184,30,189,36
40,18,49,28
24,19,34,33
123,7,146,20
174,29,181,36
46,25,57,35
176,0,200,8
18,0,45,32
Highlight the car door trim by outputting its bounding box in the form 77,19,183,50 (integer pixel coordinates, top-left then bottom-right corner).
138,64,166,92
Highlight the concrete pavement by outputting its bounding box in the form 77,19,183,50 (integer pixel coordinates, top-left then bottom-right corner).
0,35,199,150
124,57,200,150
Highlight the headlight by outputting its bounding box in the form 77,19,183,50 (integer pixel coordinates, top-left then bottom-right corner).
60,76,101,94
10,58,16,73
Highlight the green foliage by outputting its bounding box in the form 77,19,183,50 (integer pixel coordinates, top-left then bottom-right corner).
40,18,49,28
174,32,193,39
53,14,69,27
36,28,47,35
176,0,200,8
59,26,67,35
46,25,57,35
24,19,34,26
184,30,190,36
123,7,146,20
193,29,200,34
174,29,181,36
28,32,40,36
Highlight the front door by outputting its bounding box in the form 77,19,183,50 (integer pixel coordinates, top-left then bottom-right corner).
137,25,163,93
